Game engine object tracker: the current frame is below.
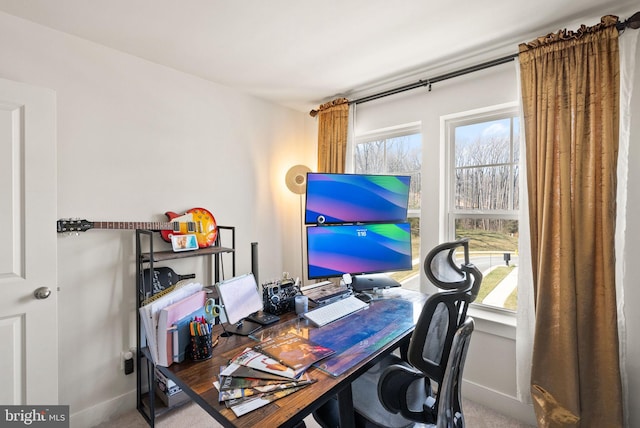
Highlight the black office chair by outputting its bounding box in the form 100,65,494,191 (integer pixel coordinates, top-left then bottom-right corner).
372,317,475,428
312,239,482,428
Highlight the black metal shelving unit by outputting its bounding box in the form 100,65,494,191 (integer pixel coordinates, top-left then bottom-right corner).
135,226,235,427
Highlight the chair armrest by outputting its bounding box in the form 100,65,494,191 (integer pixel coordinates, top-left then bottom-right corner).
378,364,436,424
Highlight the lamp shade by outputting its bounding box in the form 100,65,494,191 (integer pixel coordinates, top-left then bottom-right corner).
285,165,311,194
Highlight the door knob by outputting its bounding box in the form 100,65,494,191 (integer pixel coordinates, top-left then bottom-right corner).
33,287,51,299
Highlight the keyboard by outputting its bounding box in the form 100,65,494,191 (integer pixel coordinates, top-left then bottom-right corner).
303,295,369,327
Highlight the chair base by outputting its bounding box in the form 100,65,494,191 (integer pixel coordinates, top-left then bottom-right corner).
313,355,416,428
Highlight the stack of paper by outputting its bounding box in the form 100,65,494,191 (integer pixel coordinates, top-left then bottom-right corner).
214,333,334,417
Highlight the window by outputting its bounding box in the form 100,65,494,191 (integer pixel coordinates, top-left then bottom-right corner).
353,124,422,288
445,105,520,311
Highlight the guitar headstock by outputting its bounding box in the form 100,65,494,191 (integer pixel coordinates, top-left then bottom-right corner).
57,219,94,233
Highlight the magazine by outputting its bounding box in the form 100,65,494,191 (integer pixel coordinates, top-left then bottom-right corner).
219,362,293,381
218,366,307,390
225,348,305,379
253,332,335,371
224,385,311,417
215,377,315,401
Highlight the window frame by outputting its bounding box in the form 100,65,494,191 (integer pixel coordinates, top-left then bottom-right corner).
442,102,520,315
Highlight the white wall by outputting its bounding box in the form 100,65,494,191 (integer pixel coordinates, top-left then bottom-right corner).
0,11,316,427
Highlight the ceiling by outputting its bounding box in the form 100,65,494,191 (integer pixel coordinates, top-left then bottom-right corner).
0,0,636,112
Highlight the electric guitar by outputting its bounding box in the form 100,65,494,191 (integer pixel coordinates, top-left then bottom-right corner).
56,207,217,248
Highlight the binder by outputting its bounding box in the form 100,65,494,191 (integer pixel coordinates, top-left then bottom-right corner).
157,290,207,367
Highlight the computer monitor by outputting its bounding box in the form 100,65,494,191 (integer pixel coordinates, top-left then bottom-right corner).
215,273,262,336
304,173,411,224
306,222,412,288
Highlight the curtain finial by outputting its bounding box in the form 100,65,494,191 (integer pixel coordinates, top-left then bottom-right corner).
309,97,349,117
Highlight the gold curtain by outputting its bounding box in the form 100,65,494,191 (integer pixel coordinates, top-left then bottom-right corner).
310,98,349,173
519,15,622,427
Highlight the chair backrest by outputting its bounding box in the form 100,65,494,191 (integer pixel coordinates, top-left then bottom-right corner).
408,238,482,384
436,317,474,428
406,290,467,383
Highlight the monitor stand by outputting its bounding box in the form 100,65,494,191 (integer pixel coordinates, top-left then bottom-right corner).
351,273,401,293
223,319,262,336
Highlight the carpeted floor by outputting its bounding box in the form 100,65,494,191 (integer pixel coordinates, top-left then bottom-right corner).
94,399,534,428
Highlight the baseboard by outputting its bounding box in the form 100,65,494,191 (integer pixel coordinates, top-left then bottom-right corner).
70,389,136,428
463,379,537,426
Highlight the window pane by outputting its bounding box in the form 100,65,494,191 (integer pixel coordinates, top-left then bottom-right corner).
386,135,422,174
455,218,518,311
455,118,512,167
455,165,513,210
355,133,422,210
355,140,385,173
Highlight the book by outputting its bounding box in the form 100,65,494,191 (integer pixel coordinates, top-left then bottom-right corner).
225,348,304,380
253,332,335,371
157,290,207,366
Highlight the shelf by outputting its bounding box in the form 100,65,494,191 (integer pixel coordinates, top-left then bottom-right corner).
136,226,235,427
140,246,234,263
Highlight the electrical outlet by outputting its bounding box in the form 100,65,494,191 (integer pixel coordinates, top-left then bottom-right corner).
122,348,135,375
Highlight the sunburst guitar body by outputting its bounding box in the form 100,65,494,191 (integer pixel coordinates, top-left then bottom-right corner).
160,207,217,248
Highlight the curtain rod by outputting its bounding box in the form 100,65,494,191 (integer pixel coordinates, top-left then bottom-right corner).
350,11,639,106
350,54,518,105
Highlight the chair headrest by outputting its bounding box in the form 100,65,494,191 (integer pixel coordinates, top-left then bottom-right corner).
424,238,471,291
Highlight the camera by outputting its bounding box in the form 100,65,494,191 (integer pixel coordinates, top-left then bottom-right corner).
262,278,300,315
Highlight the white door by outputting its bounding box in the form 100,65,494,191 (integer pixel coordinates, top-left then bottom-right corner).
0,78,58,404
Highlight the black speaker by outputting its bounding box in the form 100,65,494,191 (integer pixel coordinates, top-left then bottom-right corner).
251,242,259,285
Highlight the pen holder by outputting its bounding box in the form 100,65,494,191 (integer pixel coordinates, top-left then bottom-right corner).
189,332,213,362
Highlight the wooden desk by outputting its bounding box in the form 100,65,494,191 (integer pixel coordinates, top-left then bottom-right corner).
160,289,427,428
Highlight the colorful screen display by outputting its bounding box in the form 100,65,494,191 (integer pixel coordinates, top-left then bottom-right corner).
304,173,411,224
306,222,412,279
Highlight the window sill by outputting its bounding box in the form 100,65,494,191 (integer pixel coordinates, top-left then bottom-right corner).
467,305,516,340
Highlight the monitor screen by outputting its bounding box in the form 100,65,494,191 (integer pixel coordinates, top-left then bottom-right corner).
304,173,411,224
215,273,263,325
306,222,412,279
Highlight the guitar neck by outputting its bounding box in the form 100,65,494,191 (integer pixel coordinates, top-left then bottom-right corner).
91,221,178,231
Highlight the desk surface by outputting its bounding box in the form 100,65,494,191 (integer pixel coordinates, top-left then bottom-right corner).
162,288,427,428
